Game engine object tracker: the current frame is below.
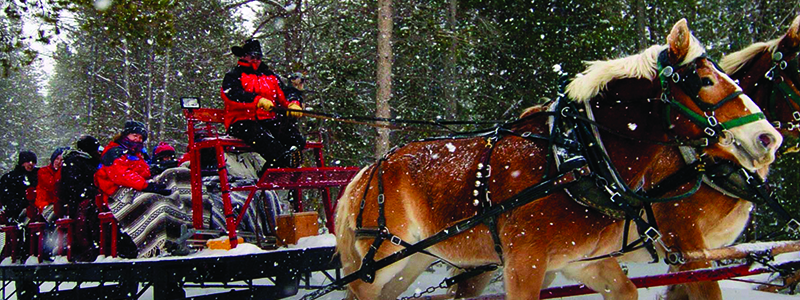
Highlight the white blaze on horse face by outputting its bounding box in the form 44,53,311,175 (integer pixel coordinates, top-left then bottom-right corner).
716,73,783,171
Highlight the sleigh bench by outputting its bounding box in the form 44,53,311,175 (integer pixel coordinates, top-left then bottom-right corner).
183,105,360,248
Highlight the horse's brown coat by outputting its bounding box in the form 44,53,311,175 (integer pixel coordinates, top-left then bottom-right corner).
335,19,781,300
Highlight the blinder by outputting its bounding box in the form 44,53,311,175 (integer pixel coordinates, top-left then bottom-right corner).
766,49,800,131
658,50,766,140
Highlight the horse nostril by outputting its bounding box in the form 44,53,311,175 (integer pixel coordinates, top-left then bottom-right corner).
758,133,774,148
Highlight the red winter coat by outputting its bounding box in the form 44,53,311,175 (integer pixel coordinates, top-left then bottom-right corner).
94,141,151,207
220,60,299,128
34,164,61,211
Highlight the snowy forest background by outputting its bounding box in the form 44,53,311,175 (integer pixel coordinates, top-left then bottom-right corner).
2,0,800,239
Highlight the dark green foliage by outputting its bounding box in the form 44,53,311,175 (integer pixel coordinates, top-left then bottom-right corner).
2,0,800,238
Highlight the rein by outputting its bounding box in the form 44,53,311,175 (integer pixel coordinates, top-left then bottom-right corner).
274,106,505,133
303,52,782,299
567,50,769,263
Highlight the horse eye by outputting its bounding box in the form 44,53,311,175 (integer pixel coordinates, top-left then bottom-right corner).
701,77,714,86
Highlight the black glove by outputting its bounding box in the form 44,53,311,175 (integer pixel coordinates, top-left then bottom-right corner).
142,182,171,196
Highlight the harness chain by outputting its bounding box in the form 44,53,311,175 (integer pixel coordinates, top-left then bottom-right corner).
302,159,588,300
305,51,789,298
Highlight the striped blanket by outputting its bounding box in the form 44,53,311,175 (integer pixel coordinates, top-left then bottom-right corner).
106,152,281,258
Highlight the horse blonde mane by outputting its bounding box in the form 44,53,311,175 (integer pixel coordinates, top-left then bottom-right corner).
719,40,779,75
566,37,706,102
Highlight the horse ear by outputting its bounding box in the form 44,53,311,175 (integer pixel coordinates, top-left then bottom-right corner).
781,15,800,50
667,18,691,65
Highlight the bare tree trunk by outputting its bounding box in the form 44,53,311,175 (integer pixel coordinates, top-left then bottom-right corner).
375,0,393,158
284,0,304,71
158,51,170,143
88,42,96,128
123,40,132,118
632,0,647,50
445,0,458,119
145,45,155,149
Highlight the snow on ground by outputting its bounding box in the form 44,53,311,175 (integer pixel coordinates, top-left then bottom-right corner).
283,236,800,299
3,234,800,299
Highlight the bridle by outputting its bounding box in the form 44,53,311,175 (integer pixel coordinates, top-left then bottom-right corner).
657,50,767,146
764,49,800,131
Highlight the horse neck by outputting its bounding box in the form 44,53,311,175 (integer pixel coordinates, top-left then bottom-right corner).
733,51,800,140
731,52,775,114
588,78,677,187
732,51,773,93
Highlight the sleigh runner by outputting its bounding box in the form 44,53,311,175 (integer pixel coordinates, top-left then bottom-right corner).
2,15,800,300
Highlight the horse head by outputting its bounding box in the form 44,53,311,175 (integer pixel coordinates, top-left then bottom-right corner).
568,19,781,175
721,15,800,153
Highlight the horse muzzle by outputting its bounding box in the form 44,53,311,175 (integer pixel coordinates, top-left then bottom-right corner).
722,123,783,171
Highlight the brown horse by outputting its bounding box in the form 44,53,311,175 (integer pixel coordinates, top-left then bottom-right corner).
335,19,782,300
626,14,800,300
449,15,800,300
721,15,800,149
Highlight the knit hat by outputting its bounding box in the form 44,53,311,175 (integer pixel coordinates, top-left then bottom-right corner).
122,120,148,142
153,142,176,161
231,39,263,58
17,151,37,166
50,147,70,164
76,135,101,155
288,72,305,81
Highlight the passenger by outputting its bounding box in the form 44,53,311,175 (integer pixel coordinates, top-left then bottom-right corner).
94,121,171,259
281,72,306,167
221,39,306,173
95,120,170,211
59,135,102,219
59,135,103,261
34,147,69,219
283,72,306,104
149,142,179,176
0,151,38,225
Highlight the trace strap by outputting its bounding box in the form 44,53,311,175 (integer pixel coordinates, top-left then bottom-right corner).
301,162,588,300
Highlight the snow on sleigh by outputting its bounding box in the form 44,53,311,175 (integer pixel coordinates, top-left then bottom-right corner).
0,97,359,300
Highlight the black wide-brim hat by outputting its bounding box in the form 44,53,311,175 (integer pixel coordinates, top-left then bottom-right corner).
231,39,264,58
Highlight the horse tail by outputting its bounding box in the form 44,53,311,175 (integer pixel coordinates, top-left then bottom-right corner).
335,165,372,272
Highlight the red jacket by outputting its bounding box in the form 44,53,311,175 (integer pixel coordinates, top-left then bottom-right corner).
34,165,61,211
94,141,151,206
220,60,299,128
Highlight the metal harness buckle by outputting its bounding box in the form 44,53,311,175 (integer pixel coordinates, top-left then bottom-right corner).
643,227,662,243
390,235,402,245
786,219,800,233
705,113,719,127
738,168,754,184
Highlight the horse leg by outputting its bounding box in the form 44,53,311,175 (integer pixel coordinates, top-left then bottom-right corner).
380,254,437,299
503,252,550,300
664,261,722,300
447,268,496,298
562,258,637,300
543,271,557,288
